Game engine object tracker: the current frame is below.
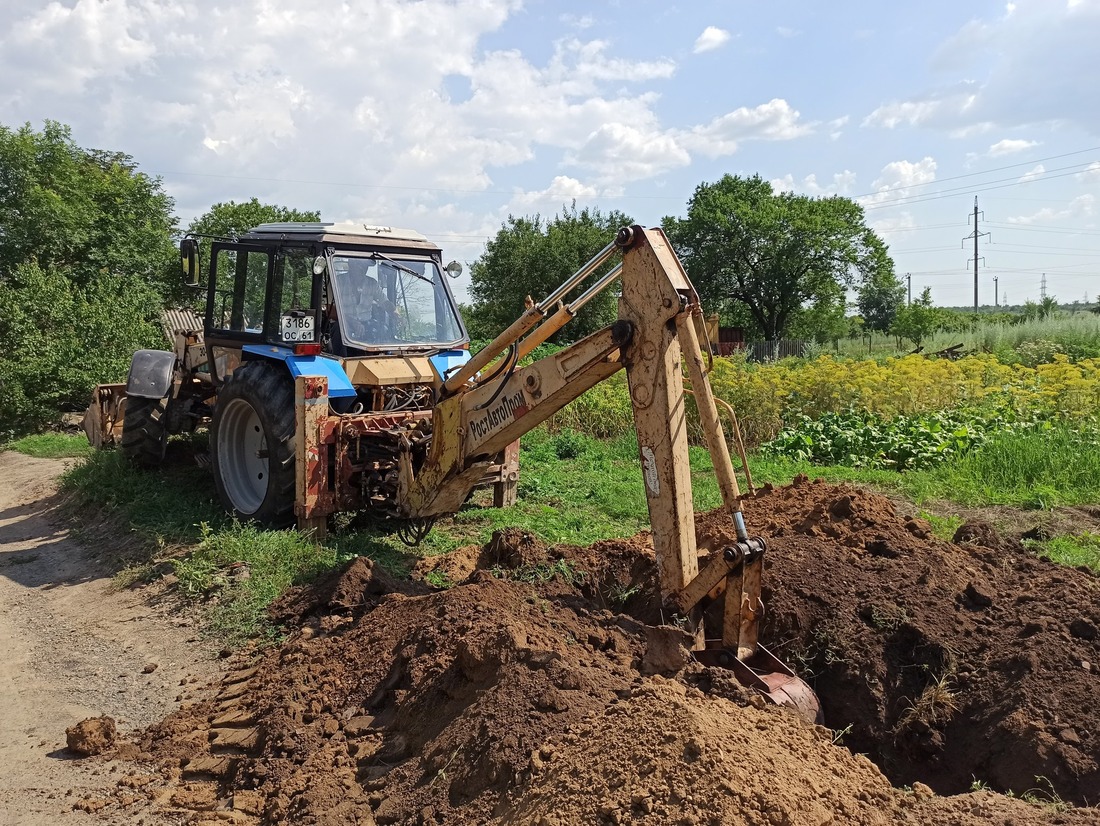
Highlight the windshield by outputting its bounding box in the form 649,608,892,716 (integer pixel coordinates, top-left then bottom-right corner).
329,254,465,348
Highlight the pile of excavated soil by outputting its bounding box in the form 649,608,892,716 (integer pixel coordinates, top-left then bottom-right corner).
98,478,1100,825
731,475,1100,803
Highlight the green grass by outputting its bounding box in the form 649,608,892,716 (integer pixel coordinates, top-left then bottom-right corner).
175,522,350,644
61,449,224,543
59,417,1100,646
1025,533,1100,573
897,425,1100,509
4,432,93,459
919,511,965,542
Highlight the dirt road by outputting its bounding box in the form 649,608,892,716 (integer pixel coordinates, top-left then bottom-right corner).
0,451,218,825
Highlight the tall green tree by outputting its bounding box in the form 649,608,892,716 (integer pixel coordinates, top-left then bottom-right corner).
663,174,892,343
789,283,850,345
857,266,906,333
467,203,632,343
0,120,178,296
0,121,179,434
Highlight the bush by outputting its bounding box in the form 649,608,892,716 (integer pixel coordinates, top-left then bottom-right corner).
759,408,1046,471
0,262,162,437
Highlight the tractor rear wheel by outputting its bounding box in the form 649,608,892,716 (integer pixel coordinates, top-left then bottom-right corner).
120,395,168,468
211,361,296,525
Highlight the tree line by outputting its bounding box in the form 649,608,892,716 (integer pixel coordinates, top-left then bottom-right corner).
466,175,909,349
0,119,1062,437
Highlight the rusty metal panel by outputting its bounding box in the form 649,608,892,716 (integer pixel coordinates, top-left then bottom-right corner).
82,383,127,447
295,375,332,530
345,356,436,385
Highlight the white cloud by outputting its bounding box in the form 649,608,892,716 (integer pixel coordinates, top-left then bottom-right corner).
508,176,600,211
776,26,800,38
989,138,1039,156
861,157,937,205
828,115,849,141
693,26,730,54
7,0,169,92
566,122,691,182
770,171,856,197
862,83,980,129
927,0,1100,133
1077,162,1100,182
1018,163,1045,182
559,13,594,29
1007,193,1096,224
681,98,813,156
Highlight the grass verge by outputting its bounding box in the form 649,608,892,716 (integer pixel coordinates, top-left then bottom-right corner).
4,432,93,459
1024,533,1100,573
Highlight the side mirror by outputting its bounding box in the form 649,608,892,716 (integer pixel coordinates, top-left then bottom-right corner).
180,239,200,287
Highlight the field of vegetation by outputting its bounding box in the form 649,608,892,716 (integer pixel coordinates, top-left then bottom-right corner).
7,313,1096,645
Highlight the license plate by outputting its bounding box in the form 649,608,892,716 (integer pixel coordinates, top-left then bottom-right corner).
280,313,315,342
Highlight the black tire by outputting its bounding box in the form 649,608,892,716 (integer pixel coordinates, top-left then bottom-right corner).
210,361,296,526
120,395,168,468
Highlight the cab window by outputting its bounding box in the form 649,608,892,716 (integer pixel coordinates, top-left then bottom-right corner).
210,247,271,334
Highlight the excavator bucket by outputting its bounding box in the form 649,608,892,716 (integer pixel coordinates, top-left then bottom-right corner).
696,645,823,725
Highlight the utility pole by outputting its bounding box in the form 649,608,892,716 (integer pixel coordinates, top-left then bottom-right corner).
906,273,911,305
963,197,989,312
1040,273,1048,300
993,275,999,308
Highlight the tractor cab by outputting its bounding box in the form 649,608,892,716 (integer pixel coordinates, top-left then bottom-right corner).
195,222,469,362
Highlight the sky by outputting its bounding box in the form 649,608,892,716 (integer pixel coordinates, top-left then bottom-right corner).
2,0,1099,310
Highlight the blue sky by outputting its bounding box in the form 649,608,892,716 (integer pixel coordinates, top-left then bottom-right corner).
2,0,1098,309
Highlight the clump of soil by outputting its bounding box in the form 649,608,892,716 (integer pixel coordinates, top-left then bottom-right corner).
66,716,117,756
115,478,1100,825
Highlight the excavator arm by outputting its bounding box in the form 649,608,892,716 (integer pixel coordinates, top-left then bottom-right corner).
393,225,822,723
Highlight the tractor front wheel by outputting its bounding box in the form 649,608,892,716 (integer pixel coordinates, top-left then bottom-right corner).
120,395,168,468
211,362,296,525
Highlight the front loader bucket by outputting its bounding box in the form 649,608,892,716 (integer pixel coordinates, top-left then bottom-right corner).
696,645,823,725
82,383,127,448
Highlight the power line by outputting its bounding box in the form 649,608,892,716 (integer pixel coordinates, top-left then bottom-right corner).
863,162,1098,211
851,145,1100,199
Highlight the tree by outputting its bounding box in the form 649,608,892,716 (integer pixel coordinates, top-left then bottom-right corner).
663,174,892,343
467,203,632,343
890,287,941,347
0,121,179,434
788,281,849,345
0,120,178,296
0,261,162,434
185,197,320,258
857,267,906,333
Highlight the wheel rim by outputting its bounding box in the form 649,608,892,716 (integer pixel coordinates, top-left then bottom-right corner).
218,397,269,515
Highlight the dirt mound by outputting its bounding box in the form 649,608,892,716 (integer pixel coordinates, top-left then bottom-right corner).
705,476,1100,803
269,556,422,626
109,478,1100,825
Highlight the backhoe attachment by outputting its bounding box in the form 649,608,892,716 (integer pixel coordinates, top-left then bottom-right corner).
408,225,821,723
614,226,822,725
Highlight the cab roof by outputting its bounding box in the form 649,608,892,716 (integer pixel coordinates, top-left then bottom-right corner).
242,222,441,253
